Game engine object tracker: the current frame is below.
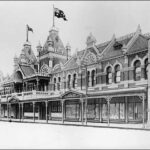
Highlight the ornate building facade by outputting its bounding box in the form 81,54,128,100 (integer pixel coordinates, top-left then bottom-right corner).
0,24,150,127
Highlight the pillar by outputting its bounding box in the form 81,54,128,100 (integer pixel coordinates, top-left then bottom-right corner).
125,96,128,123
22,82,25,92
106,97,111,126
142,95,145,128
26,82,28,92
62,100,64,124
22,103,24,120
80,99,84,125
9,104,11,119
38,104,40,120
49,102,51,120
85,98,88,125
99,100,102,123
33,102,35,122
45,101,48,123
36,78,39,91
19,103,21,121
7,103,9,119
107,100,110,126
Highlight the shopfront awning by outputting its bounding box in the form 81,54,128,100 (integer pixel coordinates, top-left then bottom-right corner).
87,87,147,98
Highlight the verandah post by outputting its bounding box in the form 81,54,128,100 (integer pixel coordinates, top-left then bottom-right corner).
45,101,48,123
142,95,145,128
62,100,64,124
33,102,35,122
19,103,21,121
106,96,111,126
22,103,24,121
7,103,9,119
125,96,128,123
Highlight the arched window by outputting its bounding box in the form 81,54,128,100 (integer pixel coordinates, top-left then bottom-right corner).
106,66,112,84
114,65,121,83
68,75,71,89
144,59,148,80
72,74,77,89
87,71,90,87
54,78,56,91
91,70,96,87
134,60,141,81
57,77,61,91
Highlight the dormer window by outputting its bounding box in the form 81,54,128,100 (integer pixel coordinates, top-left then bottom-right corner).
113,42,123,50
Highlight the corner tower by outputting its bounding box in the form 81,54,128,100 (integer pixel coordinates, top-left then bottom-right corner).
38,26,71,73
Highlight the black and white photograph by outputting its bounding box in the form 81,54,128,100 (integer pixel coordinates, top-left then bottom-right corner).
0,1,150,149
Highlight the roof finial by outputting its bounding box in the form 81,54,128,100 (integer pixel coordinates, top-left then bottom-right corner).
111,34,116,40
136,24,142,34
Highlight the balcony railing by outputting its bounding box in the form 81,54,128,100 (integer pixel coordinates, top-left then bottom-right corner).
0,90,59,102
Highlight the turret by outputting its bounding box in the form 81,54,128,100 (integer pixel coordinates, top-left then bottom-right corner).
20,49,27,64
86,32,96,48
36,41,42,54
66,42,71,60
47,37,53,47
23,41,31,49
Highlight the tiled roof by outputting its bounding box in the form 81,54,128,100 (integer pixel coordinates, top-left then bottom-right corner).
52,65,62,73
127,35,148,54
42,29,67,56
96,41,110,53
101,34,133,60
19,65,35,77
64,57,79,70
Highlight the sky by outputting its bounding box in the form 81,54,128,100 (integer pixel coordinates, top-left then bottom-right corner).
1,1,150,76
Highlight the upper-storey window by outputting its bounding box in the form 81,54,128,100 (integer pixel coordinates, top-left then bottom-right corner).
68,75,71,89
134,60,141,81
91,70,96,87
54,78,56,91
144,58,148,80
114,65,121,83
57,77,61,91
106,66,112,84
72,74,77,89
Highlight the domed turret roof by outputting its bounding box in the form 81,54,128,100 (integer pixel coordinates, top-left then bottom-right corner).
43,27,67,55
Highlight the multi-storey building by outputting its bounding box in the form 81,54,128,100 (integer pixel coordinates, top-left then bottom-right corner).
0,24,150,127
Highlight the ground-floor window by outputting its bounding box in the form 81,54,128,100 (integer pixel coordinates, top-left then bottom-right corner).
51,101,62,113
128,102,142,120
102,103,108,120
65,100,80,120
110,103,125,120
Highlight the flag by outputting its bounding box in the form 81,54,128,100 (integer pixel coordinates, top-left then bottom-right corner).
54,8,67,21
27,24,33,32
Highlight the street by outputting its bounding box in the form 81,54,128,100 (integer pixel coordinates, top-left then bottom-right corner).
0,121,150,149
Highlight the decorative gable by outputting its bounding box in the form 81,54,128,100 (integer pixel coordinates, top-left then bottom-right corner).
82,50,97,65
40,64,51,74
61,90,85,99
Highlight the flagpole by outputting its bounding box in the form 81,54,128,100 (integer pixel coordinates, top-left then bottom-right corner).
53,5,55,27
